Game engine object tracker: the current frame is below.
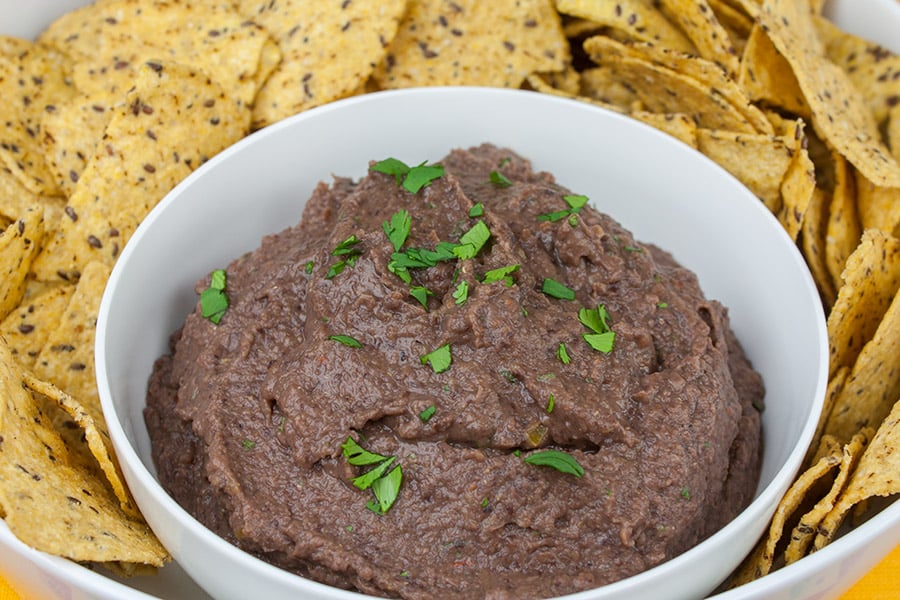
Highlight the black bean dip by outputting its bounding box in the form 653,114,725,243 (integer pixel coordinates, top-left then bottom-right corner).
145,143,764,599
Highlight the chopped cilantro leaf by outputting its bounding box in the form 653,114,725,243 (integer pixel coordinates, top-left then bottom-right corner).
370,157,410,184
420,343,452,374
454,221,491,259
564,194,588,211
452,280,469,305
583,331,615,353
482,264,519,286
304,260,314,274
328,334,363,348
403,162,445,193
557,342,570,365
419,405,436,422
547,393,555,414
325,260,347,279
536,209,572,223
490,170,513,188
409,286,433,309
369,465,403,513
541,278,575,300
341,436,389,466
351,456,396,490
523,449,584,477
240,438,255,450
468,202,484,217
200,269,228,324
332,235,361,256
578,304,612,334
382,209,411,252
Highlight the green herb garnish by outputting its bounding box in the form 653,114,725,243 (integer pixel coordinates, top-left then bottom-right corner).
367,465,403,514
328,334,363,348
556,342,571,365
382,209,411,252
341,436,389,466
537,193,589,223
370,157,445,193
546,394,555,414
326,235,363,279
409,285,433,309
420,343,452,374
490,170,512,188
240,438,255,450
579,304,615,354
200,268,229,324
419,405,436,423
468,202,484,217
352,456,396,490
523,449,584,478
541,278,575,300
304,260,315,274
452,280,469,305
482,264,519,286
453,221,491,260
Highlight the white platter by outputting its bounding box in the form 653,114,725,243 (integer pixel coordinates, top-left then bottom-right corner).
1,1,898,599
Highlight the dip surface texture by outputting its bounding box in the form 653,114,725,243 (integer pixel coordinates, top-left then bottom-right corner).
145,144,764,599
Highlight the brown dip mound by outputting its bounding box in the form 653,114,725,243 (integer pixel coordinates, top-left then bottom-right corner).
145,143,763,599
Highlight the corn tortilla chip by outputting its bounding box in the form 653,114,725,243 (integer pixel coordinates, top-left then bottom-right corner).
0,166,66,228
822,285,900,444
0,281,73,369
0,36,75,198
824,151,860,289
0,337,167,566
738,24,810,119
22,370,138,519
806,367,851,469
814,16,900,127
39,0,277,110
726,438,842,585
32,61,249,282
856,173,900,237
373,0,569,91
778,119,815,241
556,0,696,53
583,36,773,134
785,428,872,563
242,0,406,128
800,187,837,308
814,397,900,549
695,128,793,213
40,94,115,200
658,0,740,78
757,0,900,187
0,207,45,321
826,228,900,378
889,105,900,164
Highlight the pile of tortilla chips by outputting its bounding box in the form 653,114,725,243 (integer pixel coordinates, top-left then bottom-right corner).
1,0,898,588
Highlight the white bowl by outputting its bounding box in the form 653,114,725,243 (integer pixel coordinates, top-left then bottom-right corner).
94,86,827,600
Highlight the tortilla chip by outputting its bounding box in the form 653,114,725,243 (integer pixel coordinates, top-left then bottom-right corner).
0,167,66,228
800,187,837,308
243,0,406,128
778,120,815,241
0,336,167,566
0,206,45,321
556,0,695,53
738,24,810,119
695,128,794,212
726,437,842,584
806,367,851,468
373,0,569,91
0,280,73,369
22,370,138,518
824,151,860,289
785,428,872,563
631,111,699,149
40,94,115,200
577,66,642,110
856,173,900,237
39,0,276,111
0,36,75,198
757,0,900,187
658,0,740,78
814,397,900,549
814,16,900,126
32,61,249,282
822,285,900,444
582,36,765,133
889,105,900,165
826,229,900,378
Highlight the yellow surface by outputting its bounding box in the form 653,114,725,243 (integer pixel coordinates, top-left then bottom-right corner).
0,544,898,598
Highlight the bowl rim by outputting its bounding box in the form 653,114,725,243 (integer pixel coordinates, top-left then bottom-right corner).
95,86,830,600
